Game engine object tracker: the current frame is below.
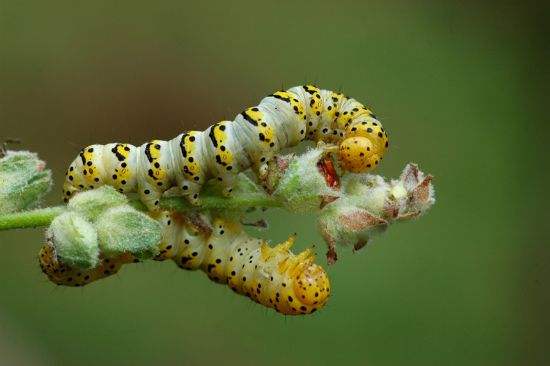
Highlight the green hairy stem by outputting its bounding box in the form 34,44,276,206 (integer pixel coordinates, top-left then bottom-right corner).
0,206,66,230
0,193,283,231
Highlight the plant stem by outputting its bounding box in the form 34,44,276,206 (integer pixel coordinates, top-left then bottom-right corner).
158,192,281,211
0,206,66,230
0,192,281,231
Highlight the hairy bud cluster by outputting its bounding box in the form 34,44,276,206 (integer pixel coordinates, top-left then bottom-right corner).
0,151,52,214
262,148,435,263
47,186,161,268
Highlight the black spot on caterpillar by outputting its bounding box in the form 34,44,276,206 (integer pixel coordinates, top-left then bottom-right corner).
63,85,389,209
39,211,330,316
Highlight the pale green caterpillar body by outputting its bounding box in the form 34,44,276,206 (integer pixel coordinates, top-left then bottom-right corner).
39,211,330,315
63,85,389,210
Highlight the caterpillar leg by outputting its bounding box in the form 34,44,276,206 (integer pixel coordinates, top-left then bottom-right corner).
185,193,202,206
138,182,164,210
217,174,238,198
251,159,270,180
172,217,210,269
180,184,202,206
322,144,339,154
174,170,204,206
257,162,269,179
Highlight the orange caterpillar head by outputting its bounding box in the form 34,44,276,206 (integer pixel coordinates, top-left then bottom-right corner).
293,262,330,308
268,237,330,314
338,116,389,173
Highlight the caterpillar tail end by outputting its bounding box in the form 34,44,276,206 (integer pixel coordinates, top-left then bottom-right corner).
38,242,132,287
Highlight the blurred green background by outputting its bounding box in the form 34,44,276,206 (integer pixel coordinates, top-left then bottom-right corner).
0,1,547,365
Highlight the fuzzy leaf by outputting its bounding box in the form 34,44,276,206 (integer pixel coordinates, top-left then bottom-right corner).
47,212,99,269
67,185,128,222
96,206,161,258
0,151,52,213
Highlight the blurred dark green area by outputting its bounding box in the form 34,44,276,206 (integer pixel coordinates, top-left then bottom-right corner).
0,1,547,365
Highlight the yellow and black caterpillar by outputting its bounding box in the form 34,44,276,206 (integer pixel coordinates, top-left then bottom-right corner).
63,85,389,209
39,211,330,315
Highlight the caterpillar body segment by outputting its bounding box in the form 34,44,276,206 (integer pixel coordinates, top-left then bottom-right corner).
153,212,330,315
39,211,330,315
63,85,389,209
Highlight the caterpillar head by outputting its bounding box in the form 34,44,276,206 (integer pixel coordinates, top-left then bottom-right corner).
338,117,389,173
293,263,330,307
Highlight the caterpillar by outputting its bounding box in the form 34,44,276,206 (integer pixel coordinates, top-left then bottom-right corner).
39,211,330,315
63,85,389,210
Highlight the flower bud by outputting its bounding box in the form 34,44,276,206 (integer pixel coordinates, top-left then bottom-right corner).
47,212,99,269
0,151,52,213
341,174,389,217
96,206,161,258
317,163,435,264
67,185,128,221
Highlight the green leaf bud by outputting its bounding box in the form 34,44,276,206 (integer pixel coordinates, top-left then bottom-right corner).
0,151,52,213
47,212,99,269
67,185,128,222
96,206,161,258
